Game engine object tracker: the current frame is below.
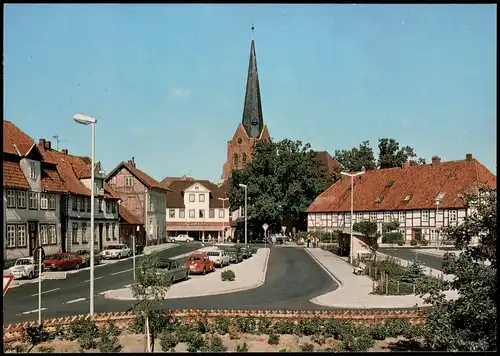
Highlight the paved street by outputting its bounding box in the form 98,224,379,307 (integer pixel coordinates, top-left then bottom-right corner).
378,248,445,271
3,246,338,325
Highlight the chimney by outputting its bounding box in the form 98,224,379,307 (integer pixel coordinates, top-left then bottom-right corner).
127,158,136,168
402,161,410,169
61,149,68,154
432,156,441,167
45,141,51,150
39,138,46,147
466,153,473,161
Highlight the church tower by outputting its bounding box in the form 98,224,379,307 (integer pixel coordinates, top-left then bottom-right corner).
222,27,270,181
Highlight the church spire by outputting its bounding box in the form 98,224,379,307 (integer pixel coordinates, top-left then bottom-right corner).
242,25,264,138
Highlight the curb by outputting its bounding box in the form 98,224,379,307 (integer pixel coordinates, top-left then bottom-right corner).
304,248,344,288
104,248,271,301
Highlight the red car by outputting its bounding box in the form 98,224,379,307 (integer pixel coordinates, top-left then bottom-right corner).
183,253,215,275
44,253,83,271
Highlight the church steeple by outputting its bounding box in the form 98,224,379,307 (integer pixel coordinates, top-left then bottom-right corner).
241,25,264,138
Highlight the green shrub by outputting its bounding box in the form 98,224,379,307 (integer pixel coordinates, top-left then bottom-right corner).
401,263,425,283
322,319,355,340
68,319,98,349
214,315,230,335
37,346,55,353
311,333,326,345
369,324,388,340
209,335,227,352
236,342,249,352
175,325,192,343
300,343,315,351
268,333,280,345
382,232,404,244
234,316,257,334
186,332,207,352
160,332,178,350
419,239,428,246
297,318,323,336
339,335,375,352
98,320,122,353
54,325,67,340
410,239,418,246
384,318,410,338
257,317,272,334
272,320,297,335
221,269,236,281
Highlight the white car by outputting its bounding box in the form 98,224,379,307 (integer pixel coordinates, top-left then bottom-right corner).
171,234,194,243
101,244,131,260
8,257,41,279
205,249,230,267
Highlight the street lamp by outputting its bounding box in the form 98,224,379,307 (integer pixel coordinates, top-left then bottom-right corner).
238,184,248,245
218,197,229,242
340,170,365,265
73,113,97,316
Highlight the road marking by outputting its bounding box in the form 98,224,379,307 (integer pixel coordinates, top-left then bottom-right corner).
22,308,47,315
66,298,86,304
30,288,60,297
83,276,103,283
110,268,133,276
98,290,114,295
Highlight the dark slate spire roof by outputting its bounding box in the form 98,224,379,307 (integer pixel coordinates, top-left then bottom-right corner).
241,28,264,138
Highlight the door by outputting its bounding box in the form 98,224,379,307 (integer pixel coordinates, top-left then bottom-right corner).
98,224,104,249
28,221,38,257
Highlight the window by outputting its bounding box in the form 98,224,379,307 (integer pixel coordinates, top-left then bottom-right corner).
110,176,116,185
94,224,98,245
49,225,57,244
149,199,154,212
179,209,185,218
399,211,406,222
219,209,225,218
106,223,110,241
422,210,429,222
430,229,438,242
41,224,49,245
76,196,81,211
72,223,78,244
29,162,37,179
17,191,27,209
449,209,457,223
199,194,205,202
189,194,195,202
242,153,247,164
169,209,175,218
29,192,38,209
125,176,133,186
384,212,390,222
356,212,363,222
111,201,117,213
199,209,205,218
98,199,103,212
40,193,48,210
370,212,377,222
80,196,86,212
399,228,405,237
112,223,116,240
17,224,27,247
87,197,91,212
48,194,56,210
72,196,77,211
189,209,195,218
233,153,239,167
209,208,215,218
345,213,351,225
81,223,87,244
6,190,16,208
7,225,16,248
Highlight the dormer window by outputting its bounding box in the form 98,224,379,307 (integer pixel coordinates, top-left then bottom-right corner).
375,197,382,203
403,194,412,202
29,162,37,179
125,176,133,186
435,192,445,202
386,180,393,187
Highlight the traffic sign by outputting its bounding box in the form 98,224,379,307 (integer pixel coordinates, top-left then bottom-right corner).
3,274,14,297
262,223,269,232
281,226,286,234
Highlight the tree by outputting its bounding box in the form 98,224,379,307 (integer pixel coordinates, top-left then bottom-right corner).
333,140,377,172
352,220,380,260
131,252,171,352
420,189,496,351
377,138,425,169
228,139,325,234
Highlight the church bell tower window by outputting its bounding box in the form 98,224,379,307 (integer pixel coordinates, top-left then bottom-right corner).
233,154,239,167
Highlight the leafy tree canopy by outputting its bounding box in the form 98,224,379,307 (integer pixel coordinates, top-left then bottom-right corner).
334,140,377,172
228,139,325,231
421,189,496,351
353,220,380,257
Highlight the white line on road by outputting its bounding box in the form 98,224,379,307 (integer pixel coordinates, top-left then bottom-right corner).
98,290,114,295
30,288,60,297
22,308,47,315
83,276,103,283
66,298,86,304
110,268,133,276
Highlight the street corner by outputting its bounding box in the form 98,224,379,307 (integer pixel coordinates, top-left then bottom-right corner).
144,243,180,255
103,287,135,301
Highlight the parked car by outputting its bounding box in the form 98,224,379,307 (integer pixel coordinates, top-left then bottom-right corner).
75,250,102,267
183,253,215,275
44,253,83,271
101,244,131,260
156,259,189,283
205,249,230,267
171,234,194,243
224,246,244,264
8,257,42,279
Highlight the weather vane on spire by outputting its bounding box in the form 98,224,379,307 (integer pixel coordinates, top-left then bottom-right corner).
251,24,255,39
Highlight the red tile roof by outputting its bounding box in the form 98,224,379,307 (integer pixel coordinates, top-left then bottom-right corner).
307,156,496,213
108,161,167,191
119,205,143,225
315,151,342,175
41,167,67,193
160,175,193,189
3,121,36,156
166,180,228,209
104,182,121,199
3,160,30,189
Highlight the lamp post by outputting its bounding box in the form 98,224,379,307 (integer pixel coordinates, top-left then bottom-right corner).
238,184,248,245
340,170,365,265
73,113,97,316
218,197,229,242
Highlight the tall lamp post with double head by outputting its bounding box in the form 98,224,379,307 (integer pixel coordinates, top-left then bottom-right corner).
73,113,97,316
218,197,229,242
340,170,365,264
238,184,248,245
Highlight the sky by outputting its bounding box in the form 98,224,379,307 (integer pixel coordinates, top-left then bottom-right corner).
4,4,497,183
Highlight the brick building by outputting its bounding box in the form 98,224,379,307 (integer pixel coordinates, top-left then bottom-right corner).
306,155,496,245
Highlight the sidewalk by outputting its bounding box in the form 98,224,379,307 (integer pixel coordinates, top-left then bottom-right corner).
144,242,179,255
413,248,462,258
305,248,458,309
105,248,270,300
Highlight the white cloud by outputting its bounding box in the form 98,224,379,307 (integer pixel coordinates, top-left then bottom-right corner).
170,88,191,99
